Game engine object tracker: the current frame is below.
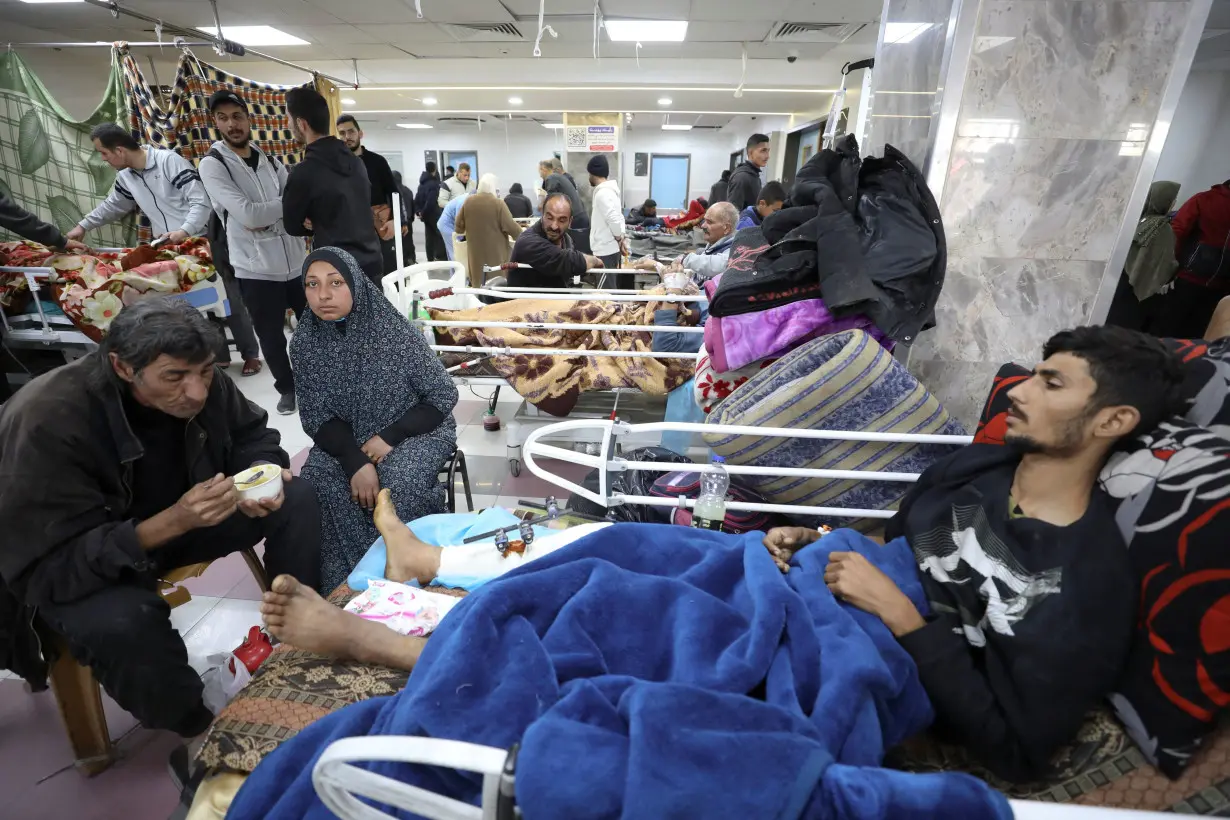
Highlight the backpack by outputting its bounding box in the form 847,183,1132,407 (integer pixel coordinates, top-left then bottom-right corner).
201,147,283,275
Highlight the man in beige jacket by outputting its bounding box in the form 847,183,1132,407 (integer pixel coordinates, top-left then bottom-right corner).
454,174,523,287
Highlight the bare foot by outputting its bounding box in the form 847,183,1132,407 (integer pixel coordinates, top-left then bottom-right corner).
260,575,426,671
376,488,441,586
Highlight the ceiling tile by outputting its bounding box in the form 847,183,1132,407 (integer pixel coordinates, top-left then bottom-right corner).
389,42,481,58
412,0,517,24
355,23,451,43
686,0,793,22
301,0,422,24
686,21,773,42
499,0,594,14
290,25,385,44
598,0,692,20
781,0,880,24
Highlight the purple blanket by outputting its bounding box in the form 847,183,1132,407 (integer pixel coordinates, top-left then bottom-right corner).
703,276,892,372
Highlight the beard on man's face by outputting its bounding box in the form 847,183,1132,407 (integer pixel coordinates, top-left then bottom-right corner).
1005,413,1090,456
224,131,250,149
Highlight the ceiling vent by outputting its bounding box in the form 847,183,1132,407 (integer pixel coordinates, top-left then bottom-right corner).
439,23,524,42
766,22,865,43
434,116,493,127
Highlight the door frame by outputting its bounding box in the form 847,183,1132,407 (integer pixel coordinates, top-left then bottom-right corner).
648,153,692,211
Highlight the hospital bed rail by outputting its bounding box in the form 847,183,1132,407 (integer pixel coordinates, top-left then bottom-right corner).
311,735,1177,820
521,419,974,520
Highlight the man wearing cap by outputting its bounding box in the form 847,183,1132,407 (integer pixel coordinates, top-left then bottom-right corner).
199,90,307,416
586,155,627,287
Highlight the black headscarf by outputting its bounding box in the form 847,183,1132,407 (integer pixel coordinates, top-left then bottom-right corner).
290,247,444,440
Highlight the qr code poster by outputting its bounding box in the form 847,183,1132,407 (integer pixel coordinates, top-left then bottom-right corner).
565,126,588,149
565,125,618,152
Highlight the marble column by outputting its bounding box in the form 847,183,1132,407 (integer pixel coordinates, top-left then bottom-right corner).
879,0,1212,427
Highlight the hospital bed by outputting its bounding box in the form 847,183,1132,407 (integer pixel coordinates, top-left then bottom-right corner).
383,262,707,477
0,261,230,369
303,424,1185,820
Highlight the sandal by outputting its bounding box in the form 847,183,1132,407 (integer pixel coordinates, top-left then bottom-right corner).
241,358,263,377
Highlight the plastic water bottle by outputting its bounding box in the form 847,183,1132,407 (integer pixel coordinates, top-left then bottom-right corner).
691,456,729,532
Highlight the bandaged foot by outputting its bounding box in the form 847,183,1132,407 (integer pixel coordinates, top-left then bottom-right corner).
261,574,427,671
376,488,442,586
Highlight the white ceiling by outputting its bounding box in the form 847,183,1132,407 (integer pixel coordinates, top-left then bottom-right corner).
0,0,879,124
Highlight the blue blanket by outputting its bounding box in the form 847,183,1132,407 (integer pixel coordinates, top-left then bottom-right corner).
229,525,1011,820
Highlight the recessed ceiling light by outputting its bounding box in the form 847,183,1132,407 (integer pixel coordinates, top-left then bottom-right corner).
396,123,434,129
658,98,672,106
508,96,523,105
661,124,693,131
541,123,565,129
18,0,84,4
605,20,688,42
883,22,932,44
194,25,310,46
341,98,356,106
422,97,438,106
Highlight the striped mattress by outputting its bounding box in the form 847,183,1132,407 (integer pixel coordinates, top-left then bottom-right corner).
703,330,966,529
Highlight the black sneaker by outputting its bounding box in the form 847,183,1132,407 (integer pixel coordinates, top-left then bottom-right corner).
277,392,296,415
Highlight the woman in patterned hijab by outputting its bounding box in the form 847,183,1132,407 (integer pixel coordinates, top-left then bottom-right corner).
290,247,459,591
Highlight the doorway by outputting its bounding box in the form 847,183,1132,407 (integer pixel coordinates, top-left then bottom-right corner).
649,154,691,210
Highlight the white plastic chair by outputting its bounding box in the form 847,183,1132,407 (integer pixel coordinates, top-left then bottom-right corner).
382,262,478,316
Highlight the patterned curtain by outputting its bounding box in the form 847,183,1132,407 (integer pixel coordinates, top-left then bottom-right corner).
0,50,134,247
118,47,305,168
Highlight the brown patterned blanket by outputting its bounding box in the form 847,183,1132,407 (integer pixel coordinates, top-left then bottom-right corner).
427,290,696,416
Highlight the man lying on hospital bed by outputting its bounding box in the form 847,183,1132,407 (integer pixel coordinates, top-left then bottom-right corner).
259,325,1182,784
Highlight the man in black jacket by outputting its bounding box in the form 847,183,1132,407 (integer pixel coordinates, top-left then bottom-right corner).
283,87,383,283
0,192,88,400
726,133,770,211
508,193,601,288
709,170,730,206
0,190,89,252
764,326,1183,783
337,114,400,281
504,183,534,219
0,299,321,736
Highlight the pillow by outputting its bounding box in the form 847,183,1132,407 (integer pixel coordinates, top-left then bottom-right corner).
972,363,1030,445
1101,420,1230,778
703,330,965,529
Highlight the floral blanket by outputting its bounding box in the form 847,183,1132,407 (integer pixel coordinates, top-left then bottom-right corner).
428,290,695,415
0,238,214,340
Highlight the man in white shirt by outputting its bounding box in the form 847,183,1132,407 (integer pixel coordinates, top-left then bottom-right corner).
587,155,628,288
68,123,212,245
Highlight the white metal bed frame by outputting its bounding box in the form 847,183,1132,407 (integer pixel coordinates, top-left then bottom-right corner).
309,735,1176,820
383,258,709,476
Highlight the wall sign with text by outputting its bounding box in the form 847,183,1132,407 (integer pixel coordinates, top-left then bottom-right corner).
566,125,618,152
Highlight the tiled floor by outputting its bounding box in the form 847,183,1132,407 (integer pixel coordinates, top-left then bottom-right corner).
0,353,591,818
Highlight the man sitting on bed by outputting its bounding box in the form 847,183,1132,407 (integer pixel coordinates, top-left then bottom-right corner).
508,192,602,289
765,325,1183,782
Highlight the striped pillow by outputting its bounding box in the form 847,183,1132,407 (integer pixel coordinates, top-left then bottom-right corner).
703,330,965,529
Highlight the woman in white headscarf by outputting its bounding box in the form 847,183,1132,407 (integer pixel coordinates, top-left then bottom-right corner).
291,246,459,591
454,173,523,288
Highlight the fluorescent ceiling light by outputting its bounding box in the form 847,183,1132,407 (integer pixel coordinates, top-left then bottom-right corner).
605,20,688,42
341,98,356,106
883,23,931,44
422,97,438,106
19,1,84,4
508,96,523,105
541,123,565,129
658,98,672,106
661,124,692,131
194,25,309,46
396,123,433,129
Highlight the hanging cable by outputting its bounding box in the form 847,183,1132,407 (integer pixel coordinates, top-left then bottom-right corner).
532,0,557,58
414,0,423,19
734,42,747,98
635,40,642,69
